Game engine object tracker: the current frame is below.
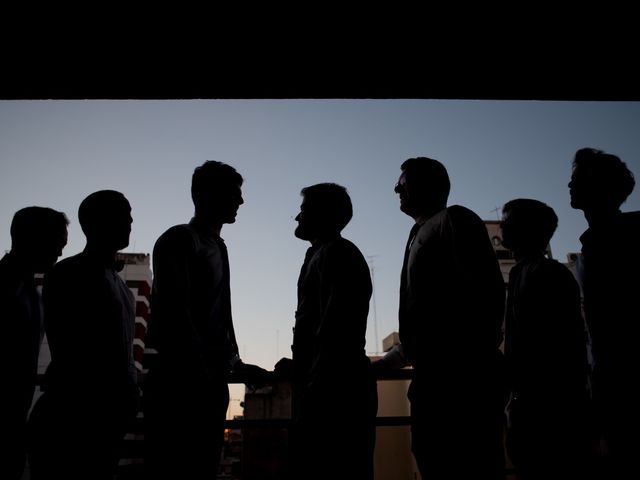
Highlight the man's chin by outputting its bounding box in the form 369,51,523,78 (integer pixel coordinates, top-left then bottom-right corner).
224,212,238,224
399,203,414,217
294,227,310,241
569,198,581,210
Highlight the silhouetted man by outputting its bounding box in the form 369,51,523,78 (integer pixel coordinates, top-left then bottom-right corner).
28,190,139,480
569,147,640,478
275,183,377,480
501,198,591,480
144,160,266,479
376,157,506,480
0,207,68,480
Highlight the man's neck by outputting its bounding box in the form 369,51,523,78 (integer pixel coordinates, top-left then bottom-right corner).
84,242,118,264
413,204,446,225
310,232,340,246
192,215,223,237
584,207,621,228
513,249,545,262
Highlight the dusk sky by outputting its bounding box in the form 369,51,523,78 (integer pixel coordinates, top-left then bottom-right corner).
2,100,639,415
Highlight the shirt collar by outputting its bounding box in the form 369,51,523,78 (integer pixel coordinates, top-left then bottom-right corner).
82,247,125,272
189,217,223,241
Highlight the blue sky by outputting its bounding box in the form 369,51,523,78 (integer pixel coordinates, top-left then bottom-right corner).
2,99,639,385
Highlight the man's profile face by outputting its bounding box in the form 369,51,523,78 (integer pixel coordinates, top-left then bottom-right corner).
109,199,133,251
499,208,517,252
200,183,244,225
394,172,417,217
294,198,321,241
218,183,244,224
568,165,594,211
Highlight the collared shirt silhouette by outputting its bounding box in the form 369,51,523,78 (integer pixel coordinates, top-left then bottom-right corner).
27,190,137,480
0,206,67,480
147,217,239,373
501,198,591,480
144,160,266,480
294,236,374,412
276,182,377,480
377,157,506,480
569,147,640,477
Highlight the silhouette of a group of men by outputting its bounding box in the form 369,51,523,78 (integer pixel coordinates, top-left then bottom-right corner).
0,149,638,480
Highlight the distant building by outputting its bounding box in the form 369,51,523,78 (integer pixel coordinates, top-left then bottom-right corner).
382,331,400,353
115,253,152,473
116,252,152,373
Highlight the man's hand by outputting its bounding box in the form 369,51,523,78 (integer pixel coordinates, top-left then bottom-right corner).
273,357,294,380
370,343,408,376
232,360,269,391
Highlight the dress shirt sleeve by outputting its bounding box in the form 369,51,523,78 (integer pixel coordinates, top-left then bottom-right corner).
151,227,211,377
314,242,372,366
447,207,505,345
42,265,81,379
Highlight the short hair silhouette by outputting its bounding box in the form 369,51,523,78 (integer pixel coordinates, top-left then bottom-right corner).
573,148,636,208
502,198,558,253
10,206,68,249
300,183,353,233
191,160,243,209
78,190,129,236
401,157,451,205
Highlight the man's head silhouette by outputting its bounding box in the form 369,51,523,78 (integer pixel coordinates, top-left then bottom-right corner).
10,206,68,272
295,183,353,242
79,190,132,252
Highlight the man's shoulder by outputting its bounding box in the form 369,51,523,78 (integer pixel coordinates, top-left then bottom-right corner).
51,253,85,274
525,257,574,282
622,210,640,218
159,223,192,237
0,255,21,295
0,255,16,280
330,236,361,251
621,211,640,229
445,204,483,223
417,205,483,236
320,237,365,260
583,210,640,248
154,223,223,264
155,224,196,249
43,253,88,287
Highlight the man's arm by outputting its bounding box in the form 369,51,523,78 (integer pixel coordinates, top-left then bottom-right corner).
371,343,409,372
151,227,210,376
42,265,82,375
315,242,372,358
